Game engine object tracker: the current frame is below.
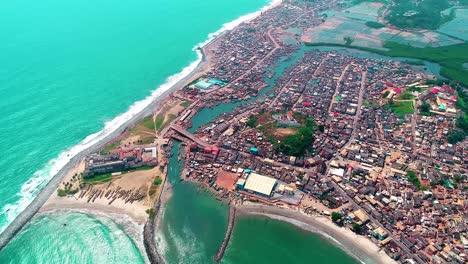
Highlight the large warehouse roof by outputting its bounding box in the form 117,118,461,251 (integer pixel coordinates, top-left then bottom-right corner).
244,173,277,196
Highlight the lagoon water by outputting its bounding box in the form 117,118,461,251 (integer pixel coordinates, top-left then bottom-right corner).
1,0,362,263
157,142,359,264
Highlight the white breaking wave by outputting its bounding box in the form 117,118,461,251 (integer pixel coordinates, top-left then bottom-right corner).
0,0,281,233
0,55,202,233
197,0,281,48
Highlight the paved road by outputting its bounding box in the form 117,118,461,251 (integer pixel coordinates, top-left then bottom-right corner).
324,69,424,263
328,63,351,113
342,68,366,150
329,180,424,263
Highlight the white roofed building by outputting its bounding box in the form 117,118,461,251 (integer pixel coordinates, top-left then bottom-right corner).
244,173,277,197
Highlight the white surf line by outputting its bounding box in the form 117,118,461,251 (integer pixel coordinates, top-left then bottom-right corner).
0,0,282,251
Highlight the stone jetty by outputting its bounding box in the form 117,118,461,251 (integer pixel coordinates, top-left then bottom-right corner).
214,203,236,262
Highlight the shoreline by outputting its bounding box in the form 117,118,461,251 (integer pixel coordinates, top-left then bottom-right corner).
39,195,148,225
36,208,149,264
0,32,210,251
0,0,283,253
236,203,396,264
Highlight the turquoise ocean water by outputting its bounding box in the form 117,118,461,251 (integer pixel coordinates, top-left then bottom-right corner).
0,0,267,231
1,0,364,263
0,213,145,264
0,0,267,261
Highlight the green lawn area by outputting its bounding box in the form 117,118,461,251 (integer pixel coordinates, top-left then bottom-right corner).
154,114,165,131
386,101,414,118
140,115,156,130
180,101,191,107
83,166,155,184
128,165,155,172
100,142,119,155
399,89,415,100
163,114,176,130
83,173,113,184
304,42,468,86
154,113,176,132
365,21,385,29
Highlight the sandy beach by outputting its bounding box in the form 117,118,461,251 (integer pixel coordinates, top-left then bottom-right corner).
0,32,214,250
41,160,167,220
237,203,396,264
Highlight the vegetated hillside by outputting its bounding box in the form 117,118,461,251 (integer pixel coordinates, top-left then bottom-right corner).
386,0,454,30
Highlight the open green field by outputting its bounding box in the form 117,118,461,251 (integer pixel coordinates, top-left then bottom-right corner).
100,142,119,155
83,165,155,184
343,2,382,22
385,101,414,118
180,101,191,107
303,13,462,49
399,89,415,100
154,113,176,132
83,173,113,184
140,115,156,130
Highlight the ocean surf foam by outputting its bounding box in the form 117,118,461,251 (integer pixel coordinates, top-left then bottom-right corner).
0,0,280,234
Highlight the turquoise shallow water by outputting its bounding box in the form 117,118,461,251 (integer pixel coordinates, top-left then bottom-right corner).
0,0,268,230
1,0,367,262
223,216,359,264
0,0,267,261
156,142,228,263
0,213,144,263
159,143,360,264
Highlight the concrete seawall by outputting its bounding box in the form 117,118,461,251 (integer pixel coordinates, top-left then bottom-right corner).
143,162,170,264
214,203,236,262
143,201,166,264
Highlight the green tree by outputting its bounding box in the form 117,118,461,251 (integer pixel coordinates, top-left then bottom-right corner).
419,101,431,114
331,212,342,222
246,116,257,128
352,223,362,233
305,118,317,130
153,177,163,185
318,125,325,133
447,130,466,144
278,126,315,156
456,115,468,132
344,36,353,46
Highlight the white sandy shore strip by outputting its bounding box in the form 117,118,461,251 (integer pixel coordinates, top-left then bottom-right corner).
0,0,284,253
40,196,148,224
0,45,210,250
37,208,149,264
0,0,286,249
236,203,396,264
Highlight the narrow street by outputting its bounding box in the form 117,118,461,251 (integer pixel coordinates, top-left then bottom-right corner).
328,64,351,114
